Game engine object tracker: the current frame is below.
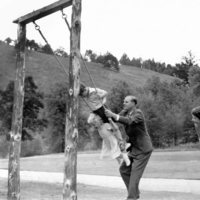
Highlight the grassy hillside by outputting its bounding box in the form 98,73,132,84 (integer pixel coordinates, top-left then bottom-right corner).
0,42,176,94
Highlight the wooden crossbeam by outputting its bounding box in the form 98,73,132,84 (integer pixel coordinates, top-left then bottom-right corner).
13,0,72,24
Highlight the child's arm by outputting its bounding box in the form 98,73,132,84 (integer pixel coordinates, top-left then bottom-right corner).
96,88,108,98
95,88,108,105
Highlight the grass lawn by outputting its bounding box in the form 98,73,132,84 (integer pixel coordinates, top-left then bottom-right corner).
1,178,200,200
0,150,200,179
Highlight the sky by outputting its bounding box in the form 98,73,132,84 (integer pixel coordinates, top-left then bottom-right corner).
1,0,200,65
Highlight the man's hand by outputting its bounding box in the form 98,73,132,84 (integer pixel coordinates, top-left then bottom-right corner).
105,109,118,120
105,109,113,117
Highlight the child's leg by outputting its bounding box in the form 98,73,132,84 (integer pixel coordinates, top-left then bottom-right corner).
115,155,122,165
115,151,131,166
99,123,122,160
108,118,131,152
108,118,123,139
108,119,131,166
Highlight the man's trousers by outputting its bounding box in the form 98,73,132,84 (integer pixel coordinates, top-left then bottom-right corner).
119,151,152,200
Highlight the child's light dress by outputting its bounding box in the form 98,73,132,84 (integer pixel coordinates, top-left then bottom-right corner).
98,123,121,159
88,113,121,159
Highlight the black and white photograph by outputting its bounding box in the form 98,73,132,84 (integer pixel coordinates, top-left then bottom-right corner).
0,0,200,199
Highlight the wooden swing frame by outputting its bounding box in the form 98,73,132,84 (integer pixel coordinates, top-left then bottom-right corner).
8,0,81,199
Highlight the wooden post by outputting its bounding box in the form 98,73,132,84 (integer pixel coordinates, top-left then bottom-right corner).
7,23,26,200
63,0,81,199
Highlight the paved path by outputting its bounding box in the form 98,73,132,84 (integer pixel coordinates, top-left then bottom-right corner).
0,169,200,194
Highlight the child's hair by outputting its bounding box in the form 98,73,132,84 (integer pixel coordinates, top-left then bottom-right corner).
79,83,86,96
192,106,200,120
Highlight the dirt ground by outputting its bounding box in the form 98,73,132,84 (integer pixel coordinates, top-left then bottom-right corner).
1,178,200,200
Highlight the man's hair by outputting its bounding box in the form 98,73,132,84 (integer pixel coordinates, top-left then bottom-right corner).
192,106,200,120
79,83,86,96
130,96,138,105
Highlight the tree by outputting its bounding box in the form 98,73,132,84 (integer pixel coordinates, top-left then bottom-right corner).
4,37,12,45
174,51,198,83
84,49,97,62
41,44,53,54
139,93,165,147
46,84,67,152
188,66,200,97
119,53,131,66
107,81,133,113
140,76,196,146
0,76,47,140
144,76,162,97
46,83,90,152
96,52,119,71
174,63,190,83
95,54,105,64
54,47,68,57
143,59,157,71
26,39,40,51
103,52,119,71
130,57,142,68
163,64,175,76
182,51,197,67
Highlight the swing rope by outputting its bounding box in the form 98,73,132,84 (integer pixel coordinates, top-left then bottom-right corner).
61,10,98,92
32,20,94,112
81,57,108,110
59,10,113,126
33,13,104,112
33,21,69,77
80,56,98,90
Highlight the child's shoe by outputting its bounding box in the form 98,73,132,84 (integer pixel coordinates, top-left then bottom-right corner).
125,143,131,151
122,152,131,166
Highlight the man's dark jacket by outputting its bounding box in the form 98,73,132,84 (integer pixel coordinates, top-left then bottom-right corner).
118,108,153,156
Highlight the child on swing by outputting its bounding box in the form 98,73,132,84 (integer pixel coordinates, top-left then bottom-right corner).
79,83,130,166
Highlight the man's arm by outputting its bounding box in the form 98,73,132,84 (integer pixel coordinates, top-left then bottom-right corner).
105,109,143,125
118,110,143,125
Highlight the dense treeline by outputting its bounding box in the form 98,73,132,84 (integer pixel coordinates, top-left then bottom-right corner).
0,77,47,157
119,51,199,80
1,65,200,156
1,37,200,157
3,37,69,57
83,49,199,82
107,76,200,148
3,37,199,81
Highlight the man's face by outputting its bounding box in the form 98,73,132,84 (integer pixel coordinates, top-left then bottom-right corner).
192,114,200,128
123,96,136,111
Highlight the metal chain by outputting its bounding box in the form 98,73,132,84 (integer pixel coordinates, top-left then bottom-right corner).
61,9,71,32
80,55,98,91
